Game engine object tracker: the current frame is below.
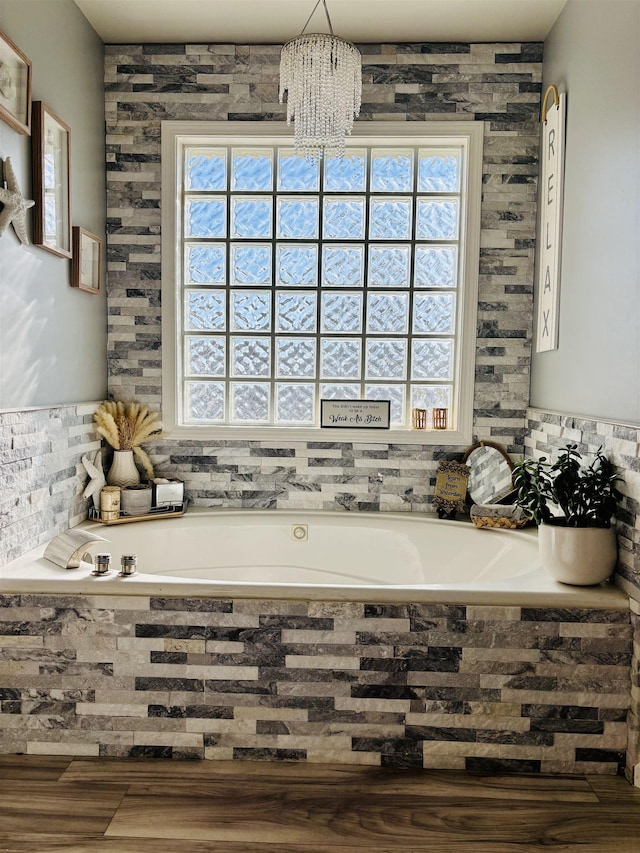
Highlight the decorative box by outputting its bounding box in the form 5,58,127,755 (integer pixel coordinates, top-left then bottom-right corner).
152,478,184,507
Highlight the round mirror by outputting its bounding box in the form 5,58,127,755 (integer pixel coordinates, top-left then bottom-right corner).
462,441,514,505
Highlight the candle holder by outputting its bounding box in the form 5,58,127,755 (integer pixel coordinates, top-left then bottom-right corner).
411,408,427,429
432,407,448,430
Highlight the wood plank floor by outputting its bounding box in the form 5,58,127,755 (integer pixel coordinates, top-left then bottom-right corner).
1,756,639,852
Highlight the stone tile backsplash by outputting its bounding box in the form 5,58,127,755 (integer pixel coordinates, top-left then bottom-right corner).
0,405,100,567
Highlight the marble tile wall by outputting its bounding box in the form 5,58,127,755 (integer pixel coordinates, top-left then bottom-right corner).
525,408,640,598
0,594,631,774
0,405,100,567
104,41,542,501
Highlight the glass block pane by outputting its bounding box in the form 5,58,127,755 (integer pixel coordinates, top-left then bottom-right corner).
276,338,316,378
185,198,226,238
368,245,410,287
365,385,405,426
322,245,364,287
414,245,458,288
231,197,272,239
231,148,273,191
231,337,271,378
320,384,360,400
186,381,225,422
323,197,366,239
411,339,454,380
230,291,271,332
185,290,226,331
413,293,456,334
276,244,318,286
321,292,363,334
277,197,319,239
185,244,226,284
275,383,315,423
369,198,412,240
371,149,414,192
230,244,272,285
418,149,460,192
366,339,407,380
320,338,361,379
366,292,409,334
416,198,459,240
410,384,452,415
186,336,225,376
278,149,319,191
231,382,270,422
185,148,226,191
275,292,317,333
324,150,367,191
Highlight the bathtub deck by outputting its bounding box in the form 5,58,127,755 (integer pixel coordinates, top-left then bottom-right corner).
1,755,639,851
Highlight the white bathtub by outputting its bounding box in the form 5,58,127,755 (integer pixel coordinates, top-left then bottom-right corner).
0,509,628,607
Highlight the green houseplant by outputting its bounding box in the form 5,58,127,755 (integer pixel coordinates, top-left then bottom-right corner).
513,444,622,585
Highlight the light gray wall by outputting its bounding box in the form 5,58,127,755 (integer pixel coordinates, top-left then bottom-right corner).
531,0,640,424
0,0,106,408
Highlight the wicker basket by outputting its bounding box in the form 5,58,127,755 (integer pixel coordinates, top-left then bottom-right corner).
471,514,528,530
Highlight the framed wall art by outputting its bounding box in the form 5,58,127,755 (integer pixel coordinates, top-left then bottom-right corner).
0,29,32,135
32,101,71,258
71,226,102,294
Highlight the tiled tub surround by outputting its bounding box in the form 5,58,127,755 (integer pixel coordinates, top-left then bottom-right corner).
105,41,542,487
0,405,100,567
0,594,631,775
525,408,640,599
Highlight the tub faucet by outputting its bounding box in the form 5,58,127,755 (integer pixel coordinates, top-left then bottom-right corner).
43,528,109,570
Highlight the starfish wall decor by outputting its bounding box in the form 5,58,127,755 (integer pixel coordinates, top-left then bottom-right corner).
0,156,34,245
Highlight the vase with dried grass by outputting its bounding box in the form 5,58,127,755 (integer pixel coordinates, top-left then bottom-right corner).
94,400,163,488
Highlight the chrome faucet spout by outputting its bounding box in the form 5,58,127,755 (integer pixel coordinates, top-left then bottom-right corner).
43,529,109,570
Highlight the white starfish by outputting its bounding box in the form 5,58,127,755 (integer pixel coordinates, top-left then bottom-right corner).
82,449,106,510
0,156,35,245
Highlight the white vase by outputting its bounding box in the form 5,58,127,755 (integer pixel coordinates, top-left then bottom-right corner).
538,523,618,586
107,449,140,488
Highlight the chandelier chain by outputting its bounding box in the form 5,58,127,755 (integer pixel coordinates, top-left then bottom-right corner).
300,0,335,36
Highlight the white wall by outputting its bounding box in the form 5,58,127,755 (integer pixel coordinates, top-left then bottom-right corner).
530,0,640,424
0,0,106,408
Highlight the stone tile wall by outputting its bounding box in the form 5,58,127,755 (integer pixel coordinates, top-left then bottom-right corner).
0,593,631,774
104,42,542,500
525,408,640,598
0,405,100,566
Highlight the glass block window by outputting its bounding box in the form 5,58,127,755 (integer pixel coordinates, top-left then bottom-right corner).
173,131,478,430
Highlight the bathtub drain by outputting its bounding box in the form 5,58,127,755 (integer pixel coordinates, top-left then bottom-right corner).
292,524,308,541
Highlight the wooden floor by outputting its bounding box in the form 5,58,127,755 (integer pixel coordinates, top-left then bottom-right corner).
0,756,639,852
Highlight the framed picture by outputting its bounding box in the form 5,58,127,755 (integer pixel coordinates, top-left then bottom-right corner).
32,101,71,258
72,226,102,294
0,29,32,135
320,399,390,429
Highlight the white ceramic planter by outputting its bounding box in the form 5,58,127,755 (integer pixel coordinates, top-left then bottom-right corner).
538,523,618,586
120,484,153,516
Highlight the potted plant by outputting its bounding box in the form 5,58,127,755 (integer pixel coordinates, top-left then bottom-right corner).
513,444,622,585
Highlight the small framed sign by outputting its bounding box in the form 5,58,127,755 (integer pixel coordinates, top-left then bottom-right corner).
320,400,390,429
433,460,470,519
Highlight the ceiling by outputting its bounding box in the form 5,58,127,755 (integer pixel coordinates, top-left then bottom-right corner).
73,0,568,45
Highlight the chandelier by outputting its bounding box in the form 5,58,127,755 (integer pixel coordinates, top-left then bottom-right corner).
279,0,362,159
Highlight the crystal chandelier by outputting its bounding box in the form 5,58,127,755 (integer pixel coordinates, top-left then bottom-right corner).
279,0,362,158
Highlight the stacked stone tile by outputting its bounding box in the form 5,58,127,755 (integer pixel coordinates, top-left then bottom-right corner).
0,594,631,774
0,406,100,566
104,41,542,505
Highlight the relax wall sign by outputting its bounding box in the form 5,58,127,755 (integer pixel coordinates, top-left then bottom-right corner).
536,85,566,353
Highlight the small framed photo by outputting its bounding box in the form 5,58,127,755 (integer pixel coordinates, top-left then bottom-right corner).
0,29,32,135
72,227,102,294
32,101,71,258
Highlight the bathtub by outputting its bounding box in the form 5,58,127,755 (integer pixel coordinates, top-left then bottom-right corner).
0,508,627,608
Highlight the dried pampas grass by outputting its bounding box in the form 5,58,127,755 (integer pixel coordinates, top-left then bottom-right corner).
94,400,163,479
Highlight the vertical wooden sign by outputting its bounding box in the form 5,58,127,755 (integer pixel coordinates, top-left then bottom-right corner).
536,86,566,353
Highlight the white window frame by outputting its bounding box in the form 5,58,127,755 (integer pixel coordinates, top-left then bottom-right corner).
161,121,483,445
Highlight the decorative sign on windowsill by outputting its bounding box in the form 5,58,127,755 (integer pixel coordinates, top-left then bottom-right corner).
320,400,390,429
536,84,567,353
